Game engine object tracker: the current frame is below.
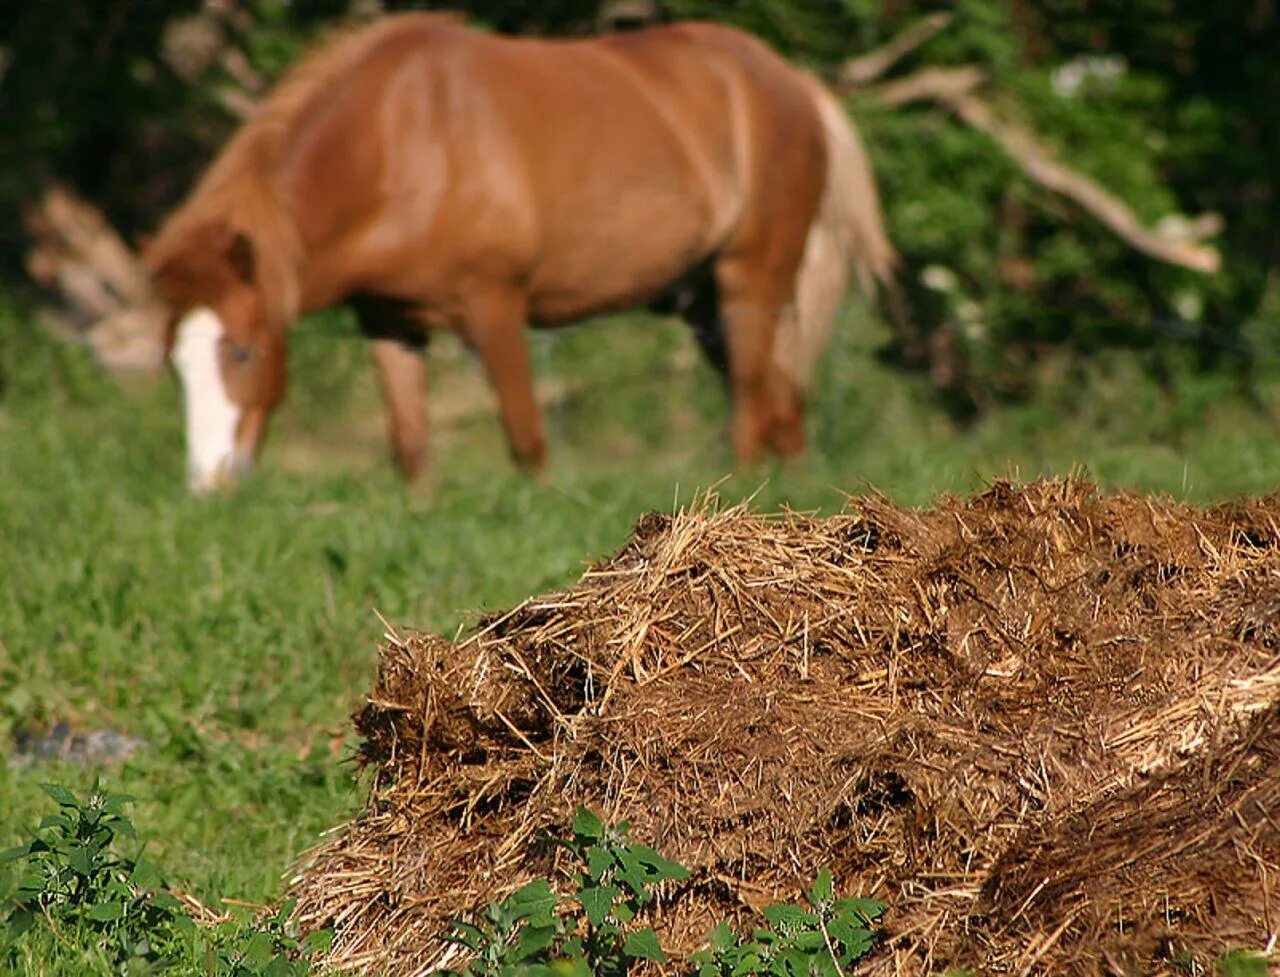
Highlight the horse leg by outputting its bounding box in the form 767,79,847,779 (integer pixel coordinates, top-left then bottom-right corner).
765,305,806,457
370,338,430,480
461,290,546,470
355,297,431,481
715,255,805,462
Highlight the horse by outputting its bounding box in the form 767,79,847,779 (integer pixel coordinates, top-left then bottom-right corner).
145,12,895,493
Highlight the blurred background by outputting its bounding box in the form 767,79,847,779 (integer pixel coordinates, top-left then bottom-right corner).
3,0,1278,406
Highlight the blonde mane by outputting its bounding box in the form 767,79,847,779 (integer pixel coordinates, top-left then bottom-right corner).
145,13,463,330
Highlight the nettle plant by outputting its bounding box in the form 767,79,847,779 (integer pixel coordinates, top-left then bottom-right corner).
0,781,330,976
437,808,885,977
689,869,884,977
0,782,195,967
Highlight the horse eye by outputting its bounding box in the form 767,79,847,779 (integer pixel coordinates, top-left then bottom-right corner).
227,343,254,364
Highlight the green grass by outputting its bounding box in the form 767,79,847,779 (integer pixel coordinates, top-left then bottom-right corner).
3,295,1280,972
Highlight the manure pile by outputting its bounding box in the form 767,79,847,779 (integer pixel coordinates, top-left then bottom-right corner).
292,479,1280,976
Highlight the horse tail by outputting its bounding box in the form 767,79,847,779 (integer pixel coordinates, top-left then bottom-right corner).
775,76,898,388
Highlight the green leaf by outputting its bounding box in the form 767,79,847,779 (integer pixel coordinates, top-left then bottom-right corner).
111,818,137,841
86,900,124,921
792,930,825,953
244,929,277,967
572,808,605,843
445,920,486,951
130,858,164,891
1217,951,1270,977
842,929,874,959
586,846,612,884
560,935,584,958
708,922,736,952
808,868,833,907
834,897,884,923
6,908,36,938
547,957,592,977
507,879,557,918
826,915,868,947
577,884,617,927
628,844,690,881
761,905,818,934
101,793,135,816
774,947,810,977
40,784,78,808
612,900,635,923
622,927,666,963
150,891,184,914
613,859,650,901
304,929,335,954
171,913,198,933
514,921,558,960
68,845,95,878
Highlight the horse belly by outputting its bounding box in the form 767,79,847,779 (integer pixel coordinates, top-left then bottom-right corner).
526,200,714,324
507,74,738,322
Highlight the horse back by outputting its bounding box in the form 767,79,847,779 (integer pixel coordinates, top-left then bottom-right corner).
281,18,827,323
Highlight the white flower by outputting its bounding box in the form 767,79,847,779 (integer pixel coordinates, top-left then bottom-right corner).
1173,290,1204,322
921,265,959,292
1051,55,1128,98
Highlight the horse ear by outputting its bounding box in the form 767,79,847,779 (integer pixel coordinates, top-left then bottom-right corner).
227,231,255,284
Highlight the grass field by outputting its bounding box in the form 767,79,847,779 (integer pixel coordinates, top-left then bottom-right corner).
3,295,1280,973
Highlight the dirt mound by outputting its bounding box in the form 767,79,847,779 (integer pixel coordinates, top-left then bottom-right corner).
291,479,1280,976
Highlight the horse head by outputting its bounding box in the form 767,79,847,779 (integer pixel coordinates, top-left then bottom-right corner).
147,221,288,494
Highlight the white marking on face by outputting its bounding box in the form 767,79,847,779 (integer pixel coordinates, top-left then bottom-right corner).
171,307,242,493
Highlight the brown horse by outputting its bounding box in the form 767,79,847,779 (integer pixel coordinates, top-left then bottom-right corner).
145,12,894,492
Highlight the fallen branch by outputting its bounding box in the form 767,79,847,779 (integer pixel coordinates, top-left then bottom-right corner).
23,184,168,373
864,65,985,108
839,12,952,87
860,66,1221,273
24,184,153,309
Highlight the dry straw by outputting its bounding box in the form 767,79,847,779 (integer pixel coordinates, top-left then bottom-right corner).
291,478,1280,976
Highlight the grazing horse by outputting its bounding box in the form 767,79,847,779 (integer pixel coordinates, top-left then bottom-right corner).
145,12,895,492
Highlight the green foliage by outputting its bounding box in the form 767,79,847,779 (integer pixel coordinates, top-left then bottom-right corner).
1215,949,1271,977
689,869,883,977
439,810,881,977
869,0,1276,401
439,808,690,977
0,781,194,969
555,807,690,976
203,899,333,977
441,879,564,977
0,782,331,976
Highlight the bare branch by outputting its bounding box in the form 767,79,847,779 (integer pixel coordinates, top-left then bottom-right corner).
864,65,986,107
863,67,1222,273
23,184,168,373
216,86,258,120
839,12,952,87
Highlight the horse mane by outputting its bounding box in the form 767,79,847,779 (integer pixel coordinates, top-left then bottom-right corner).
145,12,465,330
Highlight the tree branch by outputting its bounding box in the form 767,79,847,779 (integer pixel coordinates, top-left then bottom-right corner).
23,184,168,373
863,67,1222,273
839,12,952,87
863,65,986,107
